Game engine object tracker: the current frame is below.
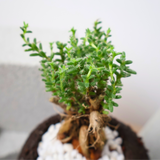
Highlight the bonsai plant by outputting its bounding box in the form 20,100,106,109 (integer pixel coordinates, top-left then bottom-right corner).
19,20,149,160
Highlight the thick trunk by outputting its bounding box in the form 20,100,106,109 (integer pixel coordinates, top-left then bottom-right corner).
57,110,111,159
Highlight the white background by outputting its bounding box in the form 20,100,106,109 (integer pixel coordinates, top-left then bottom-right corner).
0,0,160,129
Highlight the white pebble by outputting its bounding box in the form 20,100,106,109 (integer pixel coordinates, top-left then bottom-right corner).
42,132,50,141
37,157,43,160
107,134,115,140
110,158,116,160
110,151,118,158
53,153,58,159
115,137,123,145
64,152,71,160
56,123,62,130
117,145,123,154
102,155,109,160
104,127,112,135
55,140,64,154
112,130,118,137
107,140,118,150
101,144,110,157
50,144,56,154
64,157,71,160
58,154,64,160
71,149,78,158
45,156,53,160
38,148,45,157
82,157,86,160
43,132,55,142
48,124,55,133
117,154,125,160
63,143,73,152
76,153,82,160
64,158,71,160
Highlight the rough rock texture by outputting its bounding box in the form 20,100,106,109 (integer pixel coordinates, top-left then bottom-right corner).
18,114,149,160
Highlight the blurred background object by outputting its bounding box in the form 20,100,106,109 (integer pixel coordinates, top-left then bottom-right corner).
0,0,160,159
139,108,160,159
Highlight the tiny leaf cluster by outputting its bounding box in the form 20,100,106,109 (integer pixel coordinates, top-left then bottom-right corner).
20,21,136,114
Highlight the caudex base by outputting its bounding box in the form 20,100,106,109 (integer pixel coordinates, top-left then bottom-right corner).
50,97,118,160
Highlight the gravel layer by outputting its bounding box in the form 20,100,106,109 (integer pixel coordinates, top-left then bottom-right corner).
37,122,125,160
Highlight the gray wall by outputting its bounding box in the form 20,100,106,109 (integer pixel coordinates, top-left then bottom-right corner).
0,64,60,132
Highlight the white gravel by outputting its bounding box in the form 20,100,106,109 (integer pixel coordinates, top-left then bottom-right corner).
37,122,125,160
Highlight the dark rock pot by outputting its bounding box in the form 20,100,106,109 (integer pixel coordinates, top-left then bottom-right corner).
18,114,149,160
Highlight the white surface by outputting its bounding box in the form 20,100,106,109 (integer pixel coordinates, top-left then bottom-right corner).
0,130,28,158
0,0,160,129
37,122,124,160
139,108,160,159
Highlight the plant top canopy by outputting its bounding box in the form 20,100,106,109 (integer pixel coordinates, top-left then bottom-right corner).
20,20,136,114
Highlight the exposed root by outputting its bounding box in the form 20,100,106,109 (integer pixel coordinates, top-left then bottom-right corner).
71,114,89,120
52,105,69,118
88,94,104,111
79,125,90,158
88,111,104,134
60,135,73,143
107,123,120,130
57,118,73,142
87,111,107,150
55,106,115,160
49,96,77,115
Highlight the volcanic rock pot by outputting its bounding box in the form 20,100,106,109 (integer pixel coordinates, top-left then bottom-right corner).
18,114,149,160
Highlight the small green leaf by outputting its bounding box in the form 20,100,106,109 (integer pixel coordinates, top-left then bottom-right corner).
26,31,32,33
112,101,118,107
50,53,54,60
89,92,96,96
20,27,24,32
42,79,47,82
89,75,95,79
20,34,24,39
67,61,74,65
25,48,32,52
102,110,109,114
39,51,46,57
41,59,47,63
30,53,39,56
85,82,89,88
124,68,137,74
45,82,53,85
34,38,37,44
116,59,122,64
108,102,113,112
27,37,30,42
97,67,105,71
107,28,111,34
107,85,113,91
67,68,77,74
22,44,27,47
78,107,85,114
46,88,54,92
125,60,132,65
66,106,71,110
116,87,122,93
115,95,122,99
103,103,109,109
39,43,42,50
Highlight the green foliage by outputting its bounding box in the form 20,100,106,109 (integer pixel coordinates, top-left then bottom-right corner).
20,20,136,114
